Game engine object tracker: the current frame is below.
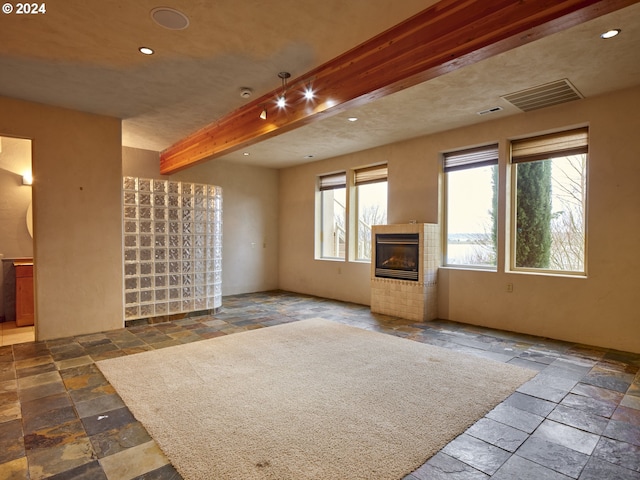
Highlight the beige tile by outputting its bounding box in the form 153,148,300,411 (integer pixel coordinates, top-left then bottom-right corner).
99,440,169,480
0,456,29,480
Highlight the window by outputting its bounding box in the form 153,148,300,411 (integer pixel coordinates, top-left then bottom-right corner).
354,165,388,260
443,145,499,268
511,128,588,273
318,172,346,259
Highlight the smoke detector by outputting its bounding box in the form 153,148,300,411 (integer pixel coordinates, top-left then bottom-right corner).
240,88,253,99
150,7,190,30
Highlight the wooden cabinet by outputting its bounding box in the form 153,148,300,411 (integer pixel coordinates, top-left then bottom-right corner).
14,262,34,327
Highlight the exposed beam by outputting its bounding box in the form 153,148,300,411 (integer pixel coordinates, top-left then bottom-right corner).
160,0,635,174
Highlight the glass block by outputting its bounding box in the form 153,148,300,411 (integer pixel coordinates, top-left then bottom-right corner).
194,298,206,310
124,263,137,276
155,302,168,315
140,276,153,289
194,197,205,210
195,248,205,260
206,297,216,309
170,301,182,313
139,207,152,220
194,184,205,197
140,290,153,303
169,288,181,300
140,235,153,247
125,306,139,319
169,274,181,286
182,183,193,195
169,222,180,235
182,209,192,222
153,179,167,193
169,262,180,274
125,291,138,305
155,275,167,288
140,263,153,275
207,185,217,196
124,277,138,290
182,248,192,261
140,303,154,316
195,285,206,298
124,221,137,234
182,286,192,298
182,234,192,247
155,262,167,274
168,195,180,208
182,196,193,209
168,209,180,221
169,248,180,261
154,235,167,248
214,283,222,295
169,235,180,248
123,176,137,190
154,248,166,261
140,221,152,234
183,273,192,285
124,206,137,219
182,299,194,311
154,194,166,207
194,272,206,284
124,249,137,262
195,221,205,235
154,208,166,221
168,181,180,194
140,249,152,262
138,179,152,192
124,235,137,248
154,222,167,235
124,192,137,205
139,193,152,206
207,285,216,297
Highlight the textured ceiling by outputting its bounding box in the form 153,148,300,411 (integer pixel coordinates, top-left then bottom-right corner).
0,1,639,169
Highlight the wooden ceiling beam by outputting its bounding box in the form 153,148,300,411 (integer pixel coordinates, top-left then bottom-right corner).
160,0,635,174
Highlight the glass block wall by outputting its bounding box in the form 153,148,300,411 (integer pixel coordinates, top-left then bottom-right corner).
122,177,222,320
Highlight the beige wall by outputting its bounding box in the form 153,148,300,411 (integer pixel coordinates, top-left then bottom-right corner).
0,96,124,340
279,86,640,353
123,147,279,296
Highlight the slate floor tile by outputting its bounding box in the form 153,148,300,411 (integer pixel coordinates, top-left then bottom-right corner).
492,454,573,480
442,434,512,475
516,436,589,478
547,404,609,435
131,463,181,480
89,421,152,458
517,375,577,403
98,440,170,480
485,403,545,434
579,456,640,480
593,436,640,472
612,404,640,427
46,459,108,480
81,407,136,437
466,417,529,452
0,419,25,464
503,392,556,417
532,419,600,455
602,418,640,447
412,452,489,480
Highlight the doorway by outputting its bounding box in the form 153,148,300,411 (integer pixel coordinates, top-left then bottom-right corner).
0,135,35,345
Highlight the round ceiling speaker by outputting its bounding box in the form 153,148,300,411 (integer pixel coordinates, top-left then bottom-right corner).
150,7,190,30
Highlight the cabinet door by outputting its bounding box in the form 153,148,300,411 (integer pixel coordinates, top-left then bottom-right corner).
16,266,34,327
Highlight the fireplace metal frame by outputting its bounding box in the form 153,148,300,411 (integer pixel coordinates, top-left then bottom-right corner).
374,233,419,281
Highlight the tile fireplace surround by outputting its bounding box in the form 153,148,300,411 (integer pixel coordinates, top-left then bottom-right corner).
371,223,440,321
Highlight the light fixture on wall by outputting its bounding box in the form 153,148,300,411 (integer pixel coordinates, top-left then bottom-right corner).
259,106,268,120
22,172,33,186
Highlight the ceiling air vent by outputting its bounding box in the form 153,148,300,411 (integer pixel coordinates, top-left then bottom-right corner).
502,79,583,112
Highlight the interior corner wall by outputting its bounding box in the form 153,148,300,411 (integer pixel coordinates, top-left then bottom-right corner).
278,85,640,354
0,96,124,340
122,147,279,296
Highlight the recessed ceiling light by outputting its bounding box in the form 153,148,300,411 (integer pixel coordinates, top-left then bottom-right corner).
150,7,190,30
304,155,314,159
243,152,250,156
600,29,621,39
347,117,358,122
139,47,155,55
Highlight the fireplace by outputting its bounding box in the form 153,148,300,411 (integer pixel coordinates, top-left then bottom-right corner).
371,223,440,322
375,233,419,281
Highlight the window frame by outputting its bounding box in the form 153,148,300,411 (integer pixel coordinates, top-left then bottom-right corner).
442,144,499,270
317,172,347,260
509,128,589,276
353,164,388,262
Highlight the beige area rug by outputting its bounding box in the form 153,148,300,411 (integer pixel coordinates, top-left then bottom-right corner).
97,319,535,480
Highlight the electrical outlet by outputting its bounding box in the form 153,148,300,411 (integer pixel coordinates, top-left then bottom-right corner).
506,283,513,293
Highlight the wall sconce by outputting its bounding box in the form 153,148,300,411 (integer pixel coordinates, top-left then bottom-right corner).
22,172,33,185
259,107,268,120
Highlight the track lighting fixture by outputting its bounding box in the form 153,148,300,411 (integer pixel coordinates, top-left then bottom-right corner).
259,107,267,120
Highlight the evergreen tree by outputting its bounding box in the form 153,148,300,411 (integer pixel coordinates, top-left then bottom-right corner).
516,161,552,268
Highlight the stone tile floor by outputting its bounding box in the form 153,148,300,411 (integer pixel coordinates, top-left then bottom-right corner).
0,290,639,479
